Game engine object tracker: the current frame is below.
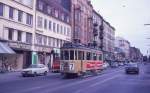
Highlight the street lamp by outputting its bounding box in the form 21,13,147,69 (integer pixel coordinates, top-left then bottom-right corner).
144,24,150,26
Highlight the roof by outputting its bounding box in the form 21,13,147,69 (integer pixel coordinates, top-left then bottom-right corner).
61,43,102,52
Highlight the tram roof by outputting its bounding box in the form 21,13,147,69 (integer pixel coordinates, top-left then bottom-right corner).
61,43,102,52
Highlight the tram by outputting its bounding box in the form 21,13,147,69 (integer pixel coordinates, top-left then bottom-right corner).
60,43,104,77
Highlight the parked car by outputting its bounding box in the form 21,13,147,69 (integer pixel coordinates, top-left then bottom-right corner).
118,63,124,66
110,62,119,68
125,63,139,74
22,64,49,77
102,62,109,69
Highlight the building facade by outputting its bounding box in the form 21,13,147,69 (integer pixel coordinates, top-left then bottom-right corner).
115,37,130,60
130,47,143,62
0,0,72,71
92,10,115,62
71,0,93,45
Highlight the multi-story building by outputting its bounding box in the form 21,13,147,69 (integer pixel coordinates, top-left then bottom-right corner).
115,37,130,60
130,47,143,62
0,0,35,70
35,0,71,67
93,10,115,62
71,0,93,45
0,0,72,71
92,10,103,49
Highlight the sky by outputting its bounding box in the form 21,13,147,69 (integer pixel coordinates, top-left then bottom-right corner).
91,0,150,55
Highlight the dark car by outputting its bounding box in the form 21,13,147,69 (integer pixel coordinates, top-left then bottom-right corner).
125,63,139,74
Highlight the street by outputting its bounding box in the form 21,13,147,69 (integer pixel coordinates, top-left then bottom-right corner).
0,63,150,93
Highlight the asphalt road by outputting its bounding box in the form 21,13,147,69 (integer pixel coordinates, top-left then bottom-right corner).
0,63,150,93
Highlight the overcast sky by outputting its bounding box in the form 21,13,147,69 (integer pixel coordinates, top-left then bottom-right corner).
91,0,150,55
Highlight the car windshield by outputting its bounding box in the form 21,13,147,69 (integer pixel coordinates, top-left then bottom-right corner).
127,63,138,67
29,65,38,68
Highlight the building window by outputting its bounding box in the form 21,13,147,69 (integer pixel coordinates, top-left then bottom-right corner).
0,3,3,16
49,21,52,30
8,28,14,40
67,28,70,36
57,24,59,33
26,33,32,44
47,6,52,15
18,10,23,22
61,13,65,21
48,37,51,46
54,9,59,18
38,0,44,10
53,22,56,32
9,7,14,19
17,31,22,41
44,19,47,29
53,38,56,47
43,36,47,45
60,25,63,34
26,13,33,25
37,16,43,28
56,39,59,47
64,27,66,35
36,34,42,45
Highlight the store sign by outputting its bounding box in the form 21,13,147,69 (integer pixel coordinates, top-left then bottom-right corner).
8,42,31,50
35,46,51,52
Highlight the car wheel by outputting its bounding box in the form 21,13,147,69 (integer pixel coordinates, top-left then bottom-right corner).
33,72,37,77
44,71,47,76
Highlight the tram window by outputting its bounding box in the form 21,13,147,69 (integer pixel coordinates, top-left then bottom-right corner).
78,51,82,60
99,54,102,60
70,50,74,60
86,52,91,60
83,52,85,60
75,50,77,60
93,53,97,60
64,51,69,60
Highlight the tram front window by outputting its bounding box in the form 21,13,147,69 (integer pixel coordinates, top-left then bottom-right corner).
93,53,97,60
86,52,91,60
70,50,74,60
99,54,102,60
64,51,69,60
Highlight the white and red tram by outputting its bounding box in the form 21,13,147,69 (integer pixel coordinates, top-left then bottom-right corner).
60,43,104,77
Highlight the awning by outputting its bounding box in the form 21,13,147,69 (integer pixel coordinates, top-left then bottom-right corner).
0,42,15,54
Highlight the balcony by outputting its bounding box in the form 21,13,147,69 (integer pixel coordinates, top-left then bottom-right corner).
99,25,104,31
93,22,98,27
93,28,98,36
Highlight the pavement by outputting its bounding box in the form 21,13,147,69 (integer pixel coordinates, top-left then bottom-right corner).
0,63,150,93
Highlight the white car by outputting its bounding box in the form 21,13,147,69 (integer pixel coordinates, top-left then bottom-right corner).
22,64,49,77
102,62,109,69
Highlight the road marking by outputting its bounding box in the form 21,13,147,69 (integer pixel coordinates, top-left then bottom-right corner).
89,74,121,87
19,69,123,93
74,75,121,93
